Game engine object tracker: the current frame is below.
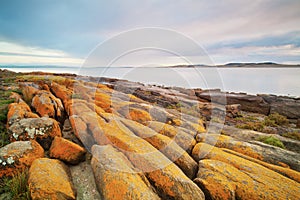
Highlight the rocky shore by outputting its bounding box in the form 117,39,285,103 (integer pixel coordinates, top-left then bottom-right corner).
0,69,299,199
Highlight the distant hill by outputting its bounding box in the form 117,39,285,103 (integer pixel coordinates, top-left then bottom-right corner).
165,62,300,68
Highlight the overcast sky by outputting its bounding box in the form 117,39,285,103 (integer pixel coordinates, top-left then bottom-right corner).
0,0,299,66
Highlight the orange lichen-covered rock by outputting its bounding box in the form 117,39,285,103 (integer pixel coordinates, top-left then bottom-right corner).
94,92,112,112
66,100,92,116
148,121,196,153
192,143,300,199
196,134,263,160
0,140,44,178
28,158,76,200
8,117,61,149
9,92,22,102
196,133,300,171
92,118,204,199
121,118,198,179
20,83,39,103
50,82,72,105
7,102,39,126
222,148,300,183
32,90,64,119
50,137,86,164
91,145,160,200
117,106,152,125
69,115,95,150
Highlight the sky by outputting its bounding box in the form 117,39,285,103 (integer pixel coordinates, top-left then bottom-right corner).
0,0,299,66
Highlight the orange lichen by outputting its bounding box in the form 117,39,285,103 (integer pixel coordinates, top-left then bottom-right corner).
0,140,44,178
28,158,75,200
127,108,151,124
94,92,112,113
50,137,86,164
192,143,300,199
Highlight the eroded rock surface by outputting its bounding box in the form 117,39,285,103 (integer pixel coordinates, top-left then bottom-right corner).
1,72,299,200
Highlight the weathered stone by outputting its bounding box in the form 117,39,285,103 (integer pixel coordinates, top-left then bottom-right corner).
196,133,300,171
197,91,270,115
147,121,196,153
221,148,300,183
9,92,22,102
118,106,152,125
69,115,95,151
50,82,72,105
28,158,76,200
32,90,64,119
192,143,300,199
225,104,241,118
7,102,39,126
91,145,160,200
20,83,40,103
0,140,44,178
8,117,62,149
50,137,86,164
92,118,204,199
194,158,300,200
121,118,198,179
260,94,300,119
69,155,101,200
94,92,112,112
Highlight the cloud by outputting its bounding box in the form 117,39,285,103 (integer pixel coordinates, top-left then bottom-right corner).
0,0,299,65
0,42,83,66
208,44,300,64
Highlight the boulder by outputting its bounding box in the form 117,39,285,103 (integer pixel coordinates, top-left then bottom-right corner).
226,104,241,118
91,145,160,200
192,143,300,199
194,157,300,199
196,133,300,171
0,140,44,178
69,115,95,150
8,117,62,149
94,92,112,112
20,83,40,103
147,121,196,153
260,95,300,119
92,118,205,199
121,118,198,179
9,92,22,102
196,91,270,115
7,102,39,126
117,106,152,125
50,137,86,164
32,90,64,119
69,156,101,200
50,82,72,105
28,158,76,200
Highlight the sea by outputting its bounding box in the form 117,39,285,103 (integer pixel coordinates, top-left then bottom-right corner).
2,66,300,97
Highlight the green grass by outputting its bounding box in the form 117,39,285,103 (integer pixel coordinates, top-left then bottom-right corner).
0,170,31,200
257,136,285,149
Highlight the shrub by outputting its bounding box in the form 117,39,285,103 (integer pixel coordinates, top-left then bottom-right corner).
265,113,289,126
258,136,285,149
282,131,300,141
0,125,9,148
0,170,31,200
236,122,265,132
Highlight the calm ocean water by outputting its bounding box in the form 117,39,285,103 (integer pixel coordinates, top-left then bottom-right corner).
2,67,300,97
